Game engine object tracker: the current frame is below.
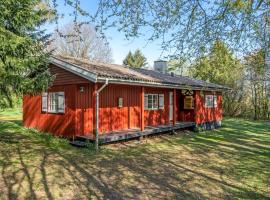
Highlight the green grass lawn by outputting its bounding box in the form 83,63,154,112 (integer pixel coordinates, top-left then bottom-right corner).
0,109,269,199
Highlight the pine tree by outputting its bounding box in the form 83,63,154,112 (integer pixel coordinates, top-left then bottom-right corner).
133,50,147,68
0,0,52,108
123,51,134,67
123,50,147,68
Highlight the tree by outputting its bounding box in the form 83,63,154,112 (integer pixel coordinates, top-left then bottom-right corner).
190,41,246,117
123,51,133,67
0,0,52,108
50,23,113,63
53,0,269,59
245,50,269,120
123,50,147,68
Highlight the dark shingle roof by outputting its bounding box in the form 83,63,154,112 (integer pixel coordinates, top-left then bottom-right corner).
52,56,228,90
134,68,228,90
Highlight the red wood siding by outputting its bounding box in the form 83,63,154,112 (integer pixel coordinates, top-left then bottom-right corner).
23,83,95,137
195,91,223,124
23,63,93,137
75,83,94,136
23,85,77,137
49,64,89,85
98,84,141,133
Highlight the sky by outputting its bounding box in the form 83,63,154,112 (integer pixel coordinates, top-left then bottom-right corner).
44,0,165,67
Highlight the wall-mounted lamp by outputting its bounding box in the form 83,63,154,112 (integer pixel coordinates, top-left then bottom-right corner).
80,86,85,93
118,97,123,108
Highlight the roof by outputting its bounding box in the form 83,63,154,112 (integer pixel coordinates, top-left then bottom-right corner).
50,56,229,91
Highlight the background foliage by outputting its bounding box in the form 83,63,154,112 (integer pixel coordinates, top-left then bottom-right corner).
50,23,113,63
123,50,147,68
0,0,53,108
189,41,269,119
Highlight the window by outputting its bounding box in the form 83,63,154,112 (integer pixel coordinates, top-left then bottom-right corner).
205,95,217,108
144,94,159,110
42,92,65,113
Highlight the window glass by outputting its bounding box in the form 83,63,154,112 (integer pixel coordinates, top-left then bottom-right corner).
153,94,158,108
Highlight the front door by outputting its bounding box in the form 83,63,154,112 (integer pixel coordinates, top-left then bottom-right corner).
169,92,173,121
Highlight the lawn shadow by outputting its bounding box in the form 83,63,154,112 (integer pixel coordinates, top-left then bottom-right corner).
0,118,269,199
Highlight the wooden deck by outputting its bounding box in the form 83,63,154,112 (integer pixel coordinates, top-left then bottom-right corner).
70,122,196,146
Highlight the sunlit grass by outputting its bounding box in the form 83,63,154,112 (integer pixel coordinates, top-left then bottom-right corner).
0,108,22,121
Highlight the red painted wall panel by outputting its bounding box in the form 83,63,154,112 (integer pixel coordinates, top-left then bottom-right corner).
195,91,223,124
75,83,94,136
23,85,77,137
23,63,95,137
98,84,141,133
49,64,89,85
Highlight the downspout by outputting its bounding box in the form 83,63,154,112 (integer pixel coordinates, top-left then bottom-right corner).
95,78,109,150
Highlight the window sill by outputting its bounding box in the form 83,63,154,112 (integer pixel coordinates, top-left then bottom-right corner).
41,111,65,115
145,108,159,111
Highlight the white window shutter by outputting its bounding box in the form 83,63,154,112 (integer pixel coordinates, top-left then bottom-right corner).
42,93,47,112
213,96,217,108
144,95,148,109
159,94,164,109
57,92,65,113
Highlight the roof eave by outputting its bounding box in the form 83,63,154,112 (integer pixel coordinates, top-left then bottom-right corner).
50,57,97,83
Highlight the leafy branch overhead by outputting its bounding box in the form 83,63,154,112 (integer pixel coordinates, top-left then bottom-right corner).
55,0,269,57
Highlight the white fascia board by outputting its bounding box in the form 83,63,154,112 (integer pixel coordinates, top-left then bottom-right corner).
50,57,97,82
97,77,225,92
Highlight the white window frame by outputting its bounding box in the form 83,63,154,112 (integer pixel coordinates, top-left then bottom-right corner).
144,94,159,110
205,95,217,108
42,92,65,114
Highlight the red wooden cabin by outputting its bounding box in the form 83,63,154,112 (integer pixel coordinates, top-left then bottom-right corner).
23,56,228,143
